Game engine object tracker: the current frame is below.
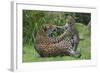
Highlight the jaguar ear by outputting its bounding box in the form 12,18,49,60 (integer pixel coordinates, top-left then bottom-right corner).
67,15,76,25
43,25,47,31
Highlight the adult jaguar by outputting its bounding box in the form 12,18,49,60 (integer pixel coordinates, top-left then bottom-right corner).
34,23,81,58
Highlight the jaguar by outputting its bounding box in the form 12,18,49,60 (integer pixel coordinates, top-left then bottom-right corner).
34,23,81,58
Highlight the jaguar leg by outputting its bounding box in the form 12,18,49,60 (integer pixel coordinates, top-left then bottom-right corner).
72,43,78,51
67,49,81,58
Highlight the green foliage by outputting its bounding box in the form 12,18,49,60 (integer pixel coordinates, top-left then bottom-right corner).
64,12,91,25
75,13,91,25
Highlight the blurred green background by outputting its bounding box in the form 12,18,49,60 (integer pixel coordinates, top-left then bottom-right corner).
23,10,91,62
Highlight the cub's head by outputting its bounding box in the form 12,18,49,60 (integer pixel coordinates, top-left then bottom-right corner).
67,15,76,26
41,24,58,37
42,24,57,34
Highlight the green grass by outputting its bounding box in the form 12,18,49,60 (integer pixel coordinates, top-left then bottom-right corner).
23,23,91,62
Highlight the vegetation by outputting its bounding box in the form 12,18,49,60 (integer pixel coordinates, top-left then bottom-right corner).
23,10,91,62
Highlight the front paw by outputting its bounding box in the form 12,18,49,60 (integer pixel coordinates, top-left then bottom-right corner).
74,51,81,58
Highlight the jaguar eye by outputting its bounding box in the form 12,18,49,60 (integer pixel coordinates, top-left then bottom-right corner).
53,29,56,31
44,27,47,31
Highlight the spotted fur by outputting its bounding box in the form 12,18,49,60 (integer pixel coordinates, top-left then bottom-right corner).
34,24,81,57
